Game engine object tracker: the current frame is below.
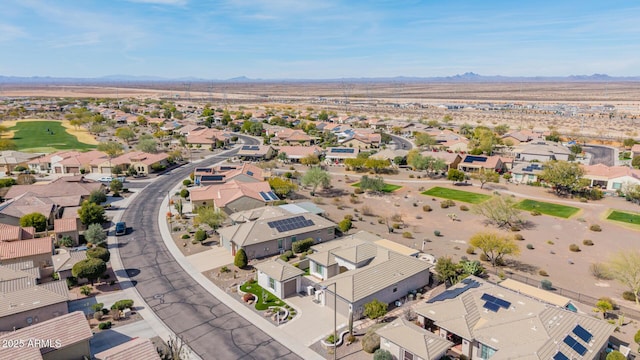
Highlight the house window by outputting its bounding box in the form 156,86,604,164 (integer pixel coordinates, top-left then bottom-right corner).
403,350,415,360
480,343,496,359
612,182,622,190
328,228,334,235
291,236,297,242
268,277,276,290
278,239,283,250
314,262,324,275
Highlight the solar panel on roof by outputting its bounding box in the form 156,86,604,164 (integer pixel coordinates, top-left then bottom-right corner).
267,191,278,201
463,155,488,163
483,302,500,312
481,293,495,302
427,278,481,303
267,216,314,233
259,192,271,201
494,298,511,309
553,352,570,360
573,325,592,343
563,336,588,356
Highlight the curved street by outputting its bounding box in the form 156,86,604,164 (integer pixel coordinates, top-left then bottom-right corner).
117,137,303,360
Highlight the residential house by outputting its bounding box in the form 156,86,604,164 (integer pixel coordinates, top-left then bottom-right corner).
0,236,55,278
53,218,81,246
500,130,542,146
254,258,304,299
0,223,35,242
510,162,545,184
0,151,43,174
325,147,359,164
271,128,315,146
632,144,640,159
457,155,504,173
0,193,57,228
4,176,103,205
95,337,161,360
190,180,278,214
513,141,571,162
229,201,326,223
0,311,92,360
414,276,615,360
28,150,107,174
427,129,470,152
175,124,205,136
274,145,323,163
237,145,277,161
186,128,230,148
218,207,336,260
377,318,453,360
0,265,70,331
341,132,381,149
91,151,169,175
309,232,432,319
52,248,87,281
422,151,463,171
194,163,264,186
582,164,640,192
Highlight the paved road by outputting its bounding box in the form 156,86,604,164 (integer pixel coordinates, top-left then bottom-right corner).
118,137,302,360
583,145,615,166
389,134,413,150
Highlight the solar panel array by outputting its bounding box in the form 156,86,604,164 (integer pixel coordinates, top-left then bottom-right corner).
463,155,488,163
259,191,279,201
481,293,511,312
427,278,481,303
241,145,260,151
563,335,587,356
267,216,314,233
331,148,355,153
522,163,543,172
572,325,593,343
553,351,570,360
202,175,224,181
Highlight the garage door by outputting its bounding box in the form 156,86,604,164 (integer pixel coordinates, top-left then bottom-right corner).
283,278,297,298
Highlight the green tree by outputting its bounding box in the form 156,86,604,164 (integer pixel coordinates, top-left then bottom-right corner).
569,144,582,155
72,258,107,285
539,160,586,196
19,212,48,232
301,167,331,195
373,349,393,360
472,168,500,189
234,248,248,268
606,351,626,360
194,206,226,230
137,138,159,153
268,177,297,197
447,168,466,183
300,154,320,166
344,157,367,170
87,247,111,262
110,179,123,195
359,175,385,193
338,218,352,233
414,132,437,148
90,123,107,135
623,138,637,148
88,189,107,204
0,139,18,151
494,124,510,135
364,158,390,173
97,141,124,159
363,299,388,321
634,329,640,352
469,231,520,267
594,299,613,319
84,223,107,245
632,156,640,169
605,250,640,305
545,130,562,142
78,200,106,225
115,127,135,144
174,198,184,218
435,257,459,285
471,196,523,228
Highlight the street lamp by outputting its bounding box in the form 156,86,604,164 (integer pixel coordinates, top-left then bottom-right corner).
321,283,337,360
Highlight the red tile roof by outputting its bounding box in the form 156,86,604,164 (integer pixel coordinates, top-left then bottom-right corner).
0,237,53,261
95,337,161,360
54,218,78,233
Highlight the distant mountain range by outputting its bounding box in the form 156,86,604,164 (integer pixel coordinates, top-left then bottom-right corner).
1,72,640,84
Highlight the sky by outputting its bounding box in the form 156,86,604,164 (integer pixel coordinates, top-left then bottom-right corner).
1,0,639,79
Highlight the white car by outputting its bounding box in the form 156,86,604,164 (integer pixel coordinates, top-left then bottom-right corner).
99,176,113,182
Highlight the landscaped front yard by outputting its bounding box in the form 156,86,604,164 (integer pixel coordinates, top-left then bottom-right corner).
240,280,286,310
351,182,402,193
607,210,640,226
516,199,580,218
421,186,491,204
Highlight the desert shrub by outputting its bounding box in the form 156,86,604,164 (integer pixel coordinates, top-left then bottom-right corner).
191,239,198,244
583,239,594,246
599,296,617,309
234,248,248,268
220,266,231,273
354,188,364,194
513,234,524,241
390,213,403,222
58,236,74,247
111,299,134,310
589,224,602,232
325,334,335,344
433,230,441,237
466,246,475,255
66,276,78,288
80,285,92,296
422,205,432,212
541,279,553,290
440,200,455,208
510,226,521,232
392,223,401,230
181,234,190,239
569,244,581,252
344,214,354,221
526,244,534,250
373,349,393,360
180,189,189,198
292,238,314,253
538,269,549,277
402,232,413,239
590,263,613,280
622,291,636,302
98,321,112,330
479,253,489,262
182,179,192,186
361,205,373,216
195,229,207,242
531,210,541,216
280,250,294,261
93,311,103,320
361,332,381,354
547,240,555,245
459,205,469,211
338,218,352,233
377,217,385,224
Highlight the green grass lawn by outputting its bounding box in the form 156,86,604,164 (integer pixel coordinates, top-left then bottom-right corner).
351,182,402,193
516,199,580,218
607,210,640,225
240,281,286,310
10,121,95,152
421,186,491,204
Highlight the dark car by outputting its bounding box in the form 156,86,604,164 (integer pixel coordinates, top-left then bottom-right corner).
115,222,127,236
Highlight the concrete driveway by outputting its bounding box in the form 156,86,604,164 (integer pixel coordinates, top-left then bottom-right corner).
90,320,159,356
281,293,348,346
186,247,234,273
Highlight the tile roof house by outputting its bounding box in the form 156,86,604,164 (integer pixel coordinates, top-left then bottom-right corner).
427,129,471,152
53,218,81,246
0,236,54,268
95,337,161,360
0,151,44,174
0,264,70,331
218,210,336,260
514,141,572,162
582,164,640,192
236,145,277,161
0,311,91,359
501,130,542,146
254,258,304,299
186,128,230,147
52,248,87,281
457,155,504,173
190,180,278,214
271,128,315,146
377,318,453,360
0,223,35,242
340,132,382,149
273,145,323,162
421,151,463,171
325,147,360,163
0,193,57,228
510,162,545,184
4,176,103,205
27,150,107,174
194,163,264,186
309,232,432,319
414,276,615,360
91,151,169,175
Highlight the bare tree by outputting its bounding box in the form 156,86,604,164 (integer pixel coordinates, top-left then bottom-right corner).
157,335,191,360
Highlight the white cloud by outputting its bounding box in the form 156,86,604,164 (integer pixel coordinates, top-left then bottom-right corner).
126,0,187,5
0,23,26,42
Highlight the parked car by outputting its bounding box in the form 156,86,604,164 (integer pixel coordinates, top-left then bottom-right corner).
99,176,126,183
115,222,127,236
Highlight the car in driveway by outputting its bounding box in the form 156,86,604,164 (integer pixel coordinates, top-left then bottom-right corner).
115,222,127,236
99,176,126,183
